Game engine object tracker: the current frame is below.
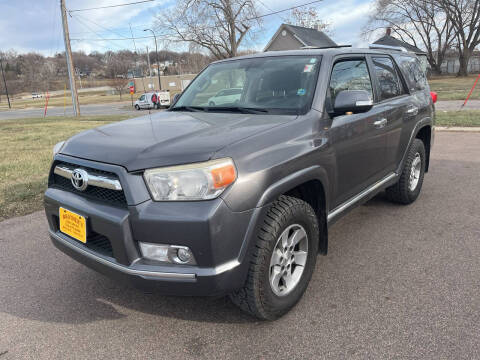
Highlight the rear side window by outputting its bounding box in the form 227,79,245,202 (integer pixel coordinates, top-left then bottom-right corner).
372,57,405,100
395,55,428,92
328,59,373,106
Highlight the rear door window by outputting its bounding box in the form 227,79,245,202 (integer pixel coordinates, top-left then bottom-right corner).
372,57,405,101
395,55,428,92
328,59,373,106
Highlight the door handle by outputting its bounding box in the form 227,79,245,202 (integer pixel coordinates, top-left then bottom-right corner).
374,118,388,128
406,106,419,116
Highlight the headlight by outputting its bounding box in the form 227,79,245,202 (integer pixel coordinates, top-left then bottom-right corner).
52,141,65,158
143,158,237,201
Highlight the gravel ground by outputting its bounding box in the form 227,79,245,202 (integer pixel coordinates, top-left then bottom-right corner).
0,132,479,359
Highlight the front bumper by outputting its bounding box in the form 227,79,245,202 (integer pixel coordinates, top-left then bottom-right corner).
44,155,263,296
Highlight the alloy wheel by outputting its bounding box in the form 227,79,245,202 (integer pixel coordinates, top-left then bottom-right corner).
408,152,421,191
269,224,308,297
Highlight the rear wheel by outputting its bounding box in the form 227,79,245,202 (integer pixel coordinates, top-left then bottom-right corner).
386,138,426,204
230,195,319,320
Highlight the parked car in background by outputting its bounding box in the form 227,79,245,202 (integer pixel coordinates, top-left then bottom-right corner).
207,88,242,106
32,92,43,99
46,46,435,320
134,91,171,110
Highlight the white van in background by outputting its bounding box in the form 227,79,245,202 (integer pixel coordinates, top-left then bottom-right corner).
134,91,171,110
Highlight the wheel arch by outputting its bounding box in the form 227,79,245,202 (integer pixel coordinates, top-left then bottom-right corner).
415,125,432,172
256,166,329,255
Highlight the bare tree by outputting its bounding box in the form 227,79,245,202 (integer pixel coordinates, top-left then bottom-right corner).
437,0,480,76
287,6,331,34
365,0,455,75
156,0,261,60
109,77,129,100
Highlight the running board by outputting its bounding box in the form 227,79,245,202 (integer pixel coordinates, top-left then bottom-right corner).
327,173,397,223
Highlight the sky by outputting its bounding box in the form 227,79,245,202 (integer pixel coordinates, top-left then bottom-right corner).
0,0,378,56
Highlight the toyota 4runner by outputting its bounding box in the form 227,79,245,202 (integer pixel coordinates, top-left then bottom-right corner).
45,47,436,320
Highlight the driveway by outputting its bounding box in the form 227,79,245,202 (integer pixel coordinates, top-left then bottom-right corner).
0,132,479,359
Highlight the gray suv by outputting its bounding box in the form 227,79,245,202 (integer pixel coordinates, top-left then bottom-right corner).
45,47,436,320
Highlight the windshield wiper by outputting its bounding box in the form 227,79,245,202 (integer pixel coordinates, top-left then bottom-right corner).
170,106,207,112
206,106,269,114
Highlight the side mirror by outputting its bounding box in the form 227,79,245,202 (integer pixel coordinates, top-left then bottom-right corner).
172,93,181,104
332,90,373,116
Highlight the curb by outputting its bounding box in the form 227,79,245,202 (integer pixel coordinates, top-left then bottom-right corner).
436,126,480,133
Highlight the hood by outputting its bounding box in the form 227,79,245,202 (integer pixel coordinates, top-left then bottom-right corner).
61,111,297,171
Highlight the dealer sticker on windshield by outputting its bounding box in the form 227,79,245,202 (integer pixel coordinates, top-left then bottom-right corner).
304,64,314,72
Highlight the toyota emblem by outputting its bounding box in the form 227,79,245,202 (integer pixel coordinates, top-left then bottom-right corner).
71,169,89,191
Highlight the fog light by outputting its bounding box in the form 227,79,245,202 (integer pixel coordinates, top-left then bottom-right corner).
176,248,192,263
139,242,196,265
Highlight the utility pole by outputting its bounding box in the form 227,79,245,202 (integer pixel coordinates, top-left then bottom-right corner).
144,29,161,91
146,46,152,78
0,56,11,109
60,0,80,116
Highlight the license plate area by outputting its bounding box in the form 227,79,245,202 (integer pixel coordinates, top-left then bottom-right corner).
59,207,87,243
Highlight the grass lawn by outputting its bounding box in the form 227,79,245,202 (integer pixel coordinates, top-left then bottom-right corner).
0,115,134,221
429,75,480,101
0,92,131,111
436,110,480,127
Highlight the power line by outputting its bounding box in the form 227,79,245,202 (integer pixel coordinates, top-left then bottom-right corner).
70,23,149,36
257,0,289,22
246,0,323,21
71,35,158,41
74,13,131,39
70,15,127,51
69,0,154,13
70,0,324,42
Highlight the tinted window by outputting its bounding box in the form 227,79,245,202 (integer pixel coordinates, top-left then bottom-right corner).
372,57,404,100
395,55,428,92
328,59,373,105
139,95,145,101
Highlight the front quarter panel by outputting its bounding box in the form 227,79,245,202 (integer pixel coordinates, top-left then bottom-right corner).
217,110,334,212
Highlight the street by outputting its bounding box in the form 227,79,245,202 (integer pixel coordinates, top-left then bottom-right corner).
0,102,138,121
0,132,479,359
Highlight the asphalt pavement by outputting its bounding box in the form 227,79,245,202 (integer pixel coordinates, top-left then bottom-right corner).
0,102,138,120
0,132,479,359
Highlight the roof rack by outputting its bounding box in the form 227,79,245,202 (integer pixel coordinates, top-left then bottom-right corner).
301,45,352,50
369,44,408,52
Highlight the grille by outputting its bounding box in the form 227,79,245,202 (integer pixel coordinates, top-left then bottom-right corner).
85,232,114,258
49,162,127,207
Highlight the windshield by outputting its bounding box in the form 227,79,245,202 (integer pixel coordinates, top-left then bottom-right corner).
172,55,322,115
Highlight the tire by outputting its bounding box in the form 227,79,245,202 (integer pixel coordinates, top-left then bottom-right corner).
209,101,215,107
135,104,140,110
230,195,319,320
386,138,426,204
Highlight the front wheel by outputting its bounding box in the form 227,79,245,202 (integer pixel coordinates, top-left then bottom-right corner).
386,138,426,204
230,195,319,320
134,104,140,110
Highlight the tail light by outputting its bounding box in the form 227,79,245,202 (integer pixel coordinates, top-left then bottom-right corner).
430,91,437,104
